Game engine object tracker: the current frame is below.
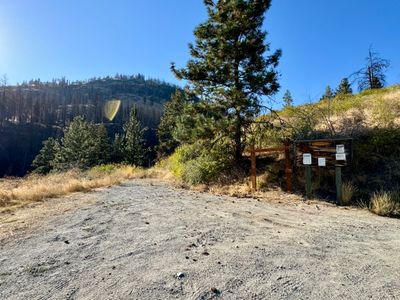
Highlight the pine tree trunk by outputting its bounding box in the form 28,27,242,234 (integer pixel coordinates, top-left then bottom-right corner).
234,111,242,162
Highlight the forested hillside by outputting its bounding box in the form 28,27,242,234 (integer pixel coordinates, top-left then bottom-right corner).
0,74,177,176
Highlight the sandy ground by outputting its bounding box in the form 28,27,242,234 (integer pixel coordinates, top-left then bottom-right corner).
0,180,399,300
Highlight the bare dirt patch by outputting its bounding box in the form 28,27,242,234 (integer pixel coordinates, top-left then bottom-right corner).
0,180,399,299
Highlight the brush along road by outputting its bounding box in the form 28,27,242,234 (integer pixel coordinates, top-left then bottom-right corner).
0,180,399,299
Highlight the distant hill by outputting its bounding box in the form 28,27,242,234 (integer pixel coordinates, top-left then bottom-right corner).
0,74,178,176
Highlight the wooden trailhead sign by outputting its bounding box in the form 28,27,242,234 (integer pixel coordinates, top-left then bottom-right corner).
294,138,353,168
294,138,353,203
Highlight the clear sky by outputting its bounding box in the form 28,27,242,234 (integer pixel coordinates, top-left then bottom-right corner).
0,0,399,107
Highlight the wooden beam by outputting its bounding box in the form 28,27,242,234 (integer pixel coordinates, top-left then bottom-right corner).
252,147,285,153
336,166,342,205
243,147,285,156
250,144,257,192
305,166,312,199
284,141,293,193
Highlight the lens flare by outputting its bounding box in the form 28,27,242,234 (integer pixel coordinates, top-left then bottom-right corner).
103,99,121,121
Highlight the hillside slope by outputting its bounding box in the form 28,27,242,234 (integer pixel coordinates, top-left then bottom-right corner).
0,75,177,176
254,85,400,201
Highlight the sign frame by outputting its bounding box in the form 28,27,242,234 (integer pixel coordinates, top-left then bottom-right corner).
294,138,352,168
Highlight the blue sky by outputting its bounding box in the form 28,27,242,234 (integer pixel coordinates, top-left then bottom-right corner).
0,0,399,107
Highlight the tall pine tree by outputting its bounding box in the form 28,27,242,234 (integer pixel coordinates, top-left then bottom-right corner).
320,85,334,100
171,0,281,161
31,137,59,174
156,90,186,157
336,78,352,95
283,90,293,107
52,116,110,170
121,107,147,166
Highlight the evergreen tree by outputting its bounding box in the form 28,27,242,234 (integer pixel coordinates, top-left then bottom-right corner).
121,107,147,166
171,0,281,161
336,78,352,95
111,133,125,163
156,90,186,157
52,116,110,170
93,124,111,163
320,85,334,100
283,90,293,107
31,137,59,174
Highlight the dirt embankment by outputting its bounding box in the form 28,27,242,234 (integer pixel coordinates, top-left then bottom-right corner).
0,180,399,299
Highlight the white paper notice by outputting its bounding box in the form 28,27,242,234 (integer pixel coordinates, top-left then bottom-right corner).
336,153,346,161
336,144,345,154
303,153,312,165
318,157,326,166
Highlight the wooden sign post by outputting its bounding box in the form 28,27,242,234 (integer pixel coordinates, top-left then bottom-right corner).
335,166,342,204
305,166,312,199
294,139,352,203
250,144,257,191
247,143,292,192
284,141,293,193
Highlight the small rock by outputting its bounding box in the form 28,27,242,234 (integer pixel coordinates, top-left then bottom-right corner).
202,251,209,256
145,222,150,224
316,205,321,210
185,256,189,259
211,287,221,294
176,272,185,279
64,240,70,244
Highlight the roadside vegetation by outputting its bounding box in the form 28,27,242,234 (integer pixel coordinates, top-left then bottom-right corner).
1,0,399,219
0,165,140,213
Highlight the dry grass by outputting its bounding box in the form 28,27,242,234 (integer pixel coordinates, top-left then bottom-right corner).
341,182,357,206
369,191,400,217
0,165,162,213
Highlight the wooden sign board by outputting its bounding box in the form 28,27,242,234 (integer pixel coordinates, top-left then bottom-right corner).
294,138,352,167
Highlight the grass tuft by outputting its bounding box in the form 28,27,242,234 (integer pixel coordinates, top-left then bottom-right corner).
341,182,357,206
369,190,400,216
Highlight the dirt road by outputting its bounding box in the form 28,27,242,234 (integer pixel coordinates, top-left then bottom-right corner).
0,180,399,299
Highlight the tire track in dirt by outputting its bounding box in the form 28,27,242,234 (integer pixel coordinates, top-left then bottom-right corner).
0,180,399,299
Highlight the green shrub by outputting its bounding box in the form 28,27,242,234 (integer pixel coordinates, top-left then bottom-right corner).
168,144,200,178
168,142,233,185
90,164,117,173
